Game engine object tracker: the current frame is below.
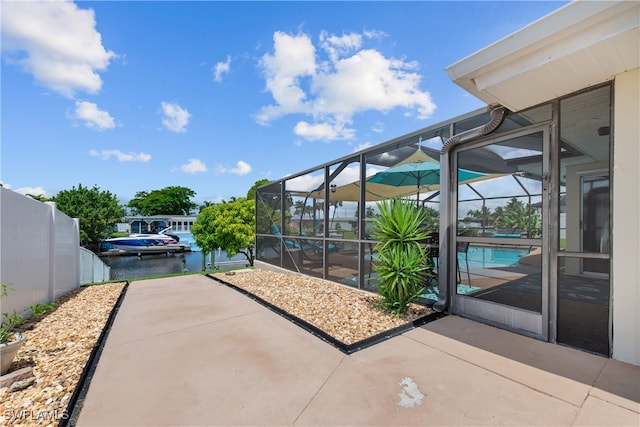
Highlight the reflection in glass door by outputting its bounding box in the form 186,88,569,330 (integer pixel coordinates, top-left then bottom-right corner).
452,126,548,339
582,175,609,274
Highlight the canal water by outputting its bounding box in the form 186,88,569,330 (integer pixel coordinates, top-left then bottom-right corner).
101,240,247,280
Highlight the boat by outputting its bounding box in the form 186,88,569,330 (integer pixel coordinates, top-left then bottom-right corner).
100,227,190,254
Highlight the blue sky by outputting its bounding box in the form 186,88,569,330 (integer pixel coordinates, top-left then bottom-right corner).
1,0,567,206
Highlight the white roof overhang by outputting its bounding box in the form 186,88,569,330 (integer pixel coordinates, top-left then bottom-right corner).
446,0,639,112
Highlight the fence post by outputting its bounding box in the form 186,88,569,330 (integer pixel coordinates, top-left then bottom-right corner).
45,201,56,302
73,218,81,288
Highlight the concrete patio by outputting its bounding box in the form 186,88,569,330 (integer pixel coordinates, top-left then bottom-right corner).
75,274,639,426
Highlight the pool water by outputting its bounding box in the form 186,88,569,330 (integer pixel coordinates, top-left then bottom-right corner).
462,245,532,269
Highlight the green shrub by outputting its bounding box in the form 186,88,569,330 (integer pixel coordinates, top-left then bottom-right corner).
371,198,430,315
0,284,23,344
30,302,57,317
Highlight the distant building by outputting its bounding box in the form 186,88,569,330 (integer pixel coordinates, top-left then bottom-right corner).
118,214,199,234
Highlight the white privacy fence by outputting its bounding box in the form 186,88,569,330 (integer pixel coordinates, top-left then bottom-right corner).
80,247,111,285
0,187,109,316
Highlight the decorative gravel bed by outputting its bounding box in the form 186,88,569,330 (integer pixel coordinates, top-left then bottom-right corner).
0,282,125,427
212,268,433,346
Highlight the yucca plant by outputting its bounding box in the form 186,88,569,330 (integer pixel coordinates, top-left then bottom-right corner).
371,198,431,315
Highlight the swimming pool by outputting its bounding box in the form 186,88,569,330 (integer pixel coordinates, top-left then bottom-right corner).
461,245,532,269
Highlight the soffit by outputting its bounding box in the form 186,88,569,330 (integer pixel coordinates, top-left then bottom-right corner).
446,1,639,112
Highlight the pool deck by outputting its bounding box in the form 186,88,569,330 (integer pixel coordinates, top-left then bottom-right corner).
75,274,639,426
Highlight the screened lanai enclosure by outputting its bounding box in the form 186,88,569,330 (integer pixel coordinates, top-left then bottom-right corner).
255,84,612,356
255,106,548,299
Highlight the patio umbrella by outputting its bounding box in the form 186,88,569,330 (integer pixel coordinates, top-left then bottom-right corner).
366,160,487,204
302,150,494,202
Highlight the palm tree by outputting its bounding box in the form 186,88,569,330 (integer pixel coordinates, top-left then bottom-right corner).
365,206,376,218
494,197,541,237
199,200,216,212
330,200,343,228
293,200,308,218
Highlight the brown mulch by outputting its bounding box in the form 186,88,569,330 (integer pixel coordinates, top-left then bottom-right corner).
212,268,432,345
0,282,125,427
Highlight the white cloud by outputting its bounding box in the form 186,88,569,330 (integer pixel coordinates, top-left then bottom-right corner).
286,173,324,192
294,121,355,141
363,29,387,41
352,142,373,153
1,0,116,97
161,101,191,133
89,149,151,162
180,159,207,174
229,160,252,175
70,101,115,130
14,186,50,198
217,160,252,176
256,31,317,123
0,183,50,199
319,31,362,62
256,29,436,142
213,56,231,83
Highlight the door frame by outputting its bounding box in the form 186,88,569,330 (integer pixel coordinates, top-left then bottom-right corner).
449,123,551,340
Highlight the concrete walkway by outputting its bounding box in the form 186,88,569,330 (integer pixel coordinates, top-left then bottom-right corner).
76,274,639,426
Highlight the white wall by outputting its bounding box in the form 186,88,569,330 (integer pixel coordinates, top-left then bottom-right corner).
612,67,640,365
0,188,81,315
49,202,81,299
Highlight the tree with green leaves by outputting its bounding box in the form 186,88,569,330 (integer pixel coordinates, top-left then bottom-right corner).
365,206,376,218
247,178,271,201
192,198,256,268
494,197,541,237
191,205,221,270
54,184,124,246
421,205,439,233
199,200,216,212
293,200,310,218
26,193,51,203
128,186,197,215
465,206,494,226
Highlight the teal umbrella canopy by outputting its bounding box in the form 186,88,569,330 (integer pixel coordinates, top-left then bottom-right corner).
367,160,486,201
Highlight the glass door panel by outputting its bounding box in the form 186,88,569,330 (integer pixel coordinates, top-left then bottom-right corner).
557,256,610,355
581,175,609,274
557,84,611,355
452,126,548,339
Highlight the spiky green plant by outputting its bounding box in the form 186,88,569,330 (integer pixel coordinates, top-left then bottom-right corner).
371,198,430,315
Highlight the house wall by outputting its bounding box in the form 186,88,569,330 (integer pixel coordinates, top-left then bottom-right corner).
612,67,640,365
